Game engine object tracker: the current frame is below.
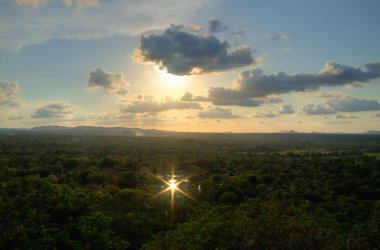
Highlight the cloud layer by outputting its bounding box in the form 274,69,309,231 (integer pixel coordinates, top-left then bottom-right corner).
302,96,380,115
198,107,240,119
207,61,380,106
31,103,75,118
121,99,202,114
1,0,210,50
0,79,22,107
87,68,128,96
14,0,47,8
134,25,254,75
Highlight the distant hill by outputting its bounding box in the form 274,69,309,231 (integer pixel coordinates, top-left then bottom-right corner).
1,126,380,140
366,130,380,134
30,125,154,136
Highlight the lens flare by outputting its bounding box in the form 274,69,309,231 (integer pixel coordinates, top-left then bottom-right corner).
154,173,197,218
169,179,177,190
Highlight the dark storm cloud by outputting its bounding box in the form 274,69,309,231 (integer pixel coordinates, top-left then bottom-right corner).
302,97,380,115
208,17,228,34
120,100,202,114
87,68,128,96
198,107,241,119
208,61,380,104
31,103,75,118
134,25,254,75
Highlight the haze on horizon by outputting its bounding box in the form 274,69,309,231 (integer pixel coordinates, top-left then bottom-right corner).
1,0,380,133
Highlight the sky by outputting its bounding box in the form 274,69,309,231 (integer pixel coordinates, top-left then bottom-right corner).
1,0,380,133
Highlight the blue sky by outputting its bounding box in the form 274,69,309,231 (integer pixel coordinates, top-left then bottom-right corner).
1,0,380,132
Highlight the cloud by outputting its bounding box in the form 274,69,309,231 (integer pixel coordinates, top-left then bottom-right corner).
180,92,211,102
14,0,47,8
9,115,24,120
208,17,228,34
180,91,281,107
31,103,75,118
268,32,288,41
253,111,278,118
302,96,380,115
335,114,359,119
0,79,22,107
120,99,202,113
232,31,245,39
318,92,344,98
325,120,352,125
134,24,254,75
87,68,128,96
61,0,98,10
278,104,295,114
207,61,380,104
1,0,210,51
198,107,241,119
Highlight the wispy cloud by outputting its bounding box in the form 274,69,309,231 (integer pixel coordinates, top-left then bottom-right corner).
120,98,202,114
61,0,98,11
1,0,211,50
14,0,47,8
268,32,288,41
253,111,278,118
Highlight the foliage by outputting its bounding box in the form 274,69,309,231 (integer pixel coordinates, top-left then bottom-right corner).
0,134,379,249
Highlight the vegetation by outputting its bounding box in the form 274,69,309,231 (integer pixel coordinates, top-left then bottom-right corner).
0,134,379,249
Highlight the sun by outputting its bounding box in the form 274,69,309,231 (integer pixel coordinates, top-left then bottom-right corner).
169,179,177,190
155,66,188,87
154,173,197,218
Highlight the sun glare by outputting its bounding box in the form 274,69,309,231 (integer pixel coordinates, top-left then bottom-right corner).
155,66,188,87
154,173,197,218
169,179,177,189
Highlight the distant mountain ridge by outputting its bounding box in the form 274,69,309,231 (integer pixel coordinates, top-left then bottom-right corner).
1,126,380,139
29,125,173,136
